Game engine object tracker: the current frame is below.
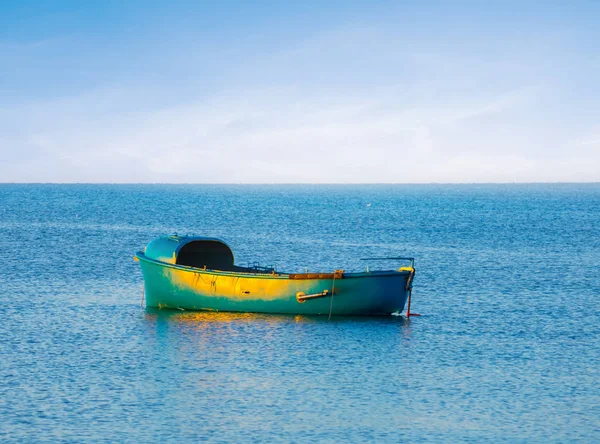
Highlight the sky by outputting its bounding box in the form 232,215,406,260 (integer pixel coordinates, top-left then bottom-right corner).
1,0,599,183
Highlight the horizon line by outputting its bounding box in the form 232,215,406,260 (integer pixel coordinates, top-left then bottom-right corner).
1,181,599,186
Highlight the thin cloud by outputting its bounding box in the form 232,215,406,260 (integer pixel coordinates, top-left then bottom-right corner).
1,7,599,183
2,84,581,183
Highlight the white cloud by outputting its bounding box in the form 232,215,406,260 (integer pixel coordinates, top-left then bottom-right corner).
2,84,579,183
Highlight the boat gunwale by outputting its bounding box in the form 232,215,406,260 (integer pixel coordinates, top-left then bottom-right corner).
135,251,412,280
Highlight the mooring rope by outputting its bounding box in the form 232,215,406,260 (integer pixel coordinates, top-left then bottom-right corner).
405,269,421,317
328,274,336,320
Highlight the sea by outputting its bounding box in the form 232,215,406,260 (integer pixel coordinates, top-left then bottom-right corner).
0,184,598,442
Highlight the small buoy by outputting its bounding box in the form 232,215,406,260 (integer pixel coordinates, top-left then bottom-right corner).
366,203,371,207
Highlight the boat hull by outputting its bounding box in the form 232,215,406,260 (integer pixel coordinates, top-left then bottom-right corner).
137,253,412,316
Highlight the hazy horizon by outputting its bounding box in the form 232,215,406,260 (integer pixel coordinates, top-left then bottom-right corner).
2,181,599,186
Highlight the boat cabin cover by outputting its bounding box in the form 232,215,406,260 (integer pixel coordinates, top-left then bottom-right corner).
144,235,234,270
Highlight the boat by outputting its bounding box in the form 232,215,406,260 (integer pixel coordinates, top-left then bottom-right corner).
135,235,416,316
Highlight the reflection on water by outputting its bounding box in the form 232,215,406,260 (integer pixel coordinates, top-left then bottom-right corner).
144,306,410,326
141,307,413,356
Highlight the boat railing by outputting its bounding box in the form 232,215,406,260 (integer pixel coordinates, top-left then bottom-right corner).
359,256,415,272
247,262,277,273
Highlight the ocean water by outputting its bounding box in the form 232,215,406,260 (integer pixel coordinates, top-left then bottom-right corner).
0,184,599,442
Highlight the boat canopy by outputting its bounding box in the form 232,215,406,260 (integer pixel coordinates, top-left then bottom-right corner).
144,235,234,270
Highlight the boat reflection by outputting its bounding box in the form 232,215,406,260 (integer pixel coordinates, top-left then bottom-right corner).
143,306,410,326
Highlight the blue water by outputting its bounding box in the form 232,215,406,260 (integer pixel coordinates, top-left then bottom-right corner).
1,184,599,442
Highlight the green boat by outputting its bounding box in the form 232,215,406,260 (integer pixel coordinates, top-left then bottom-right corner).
135,235,416,316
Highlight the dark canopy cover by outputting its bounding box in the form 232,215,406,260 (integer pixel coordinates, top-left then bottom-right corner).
176,239,234,269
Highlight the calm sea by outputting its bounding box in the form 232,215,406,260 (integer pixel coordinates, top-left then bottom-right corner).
0,184,599,442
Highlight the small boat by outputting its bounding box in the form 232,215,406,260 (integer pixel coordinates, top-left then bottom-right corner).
135,235,416,316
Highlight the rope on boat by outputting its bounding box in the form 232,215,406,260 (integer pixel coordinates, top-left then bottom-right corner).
328,273,337,320
140,285,145,308
294,270,343,318
327,271,344,320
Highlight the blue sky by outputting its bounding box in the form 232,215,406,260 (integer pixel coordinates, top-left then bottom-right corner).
1,0,599,183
